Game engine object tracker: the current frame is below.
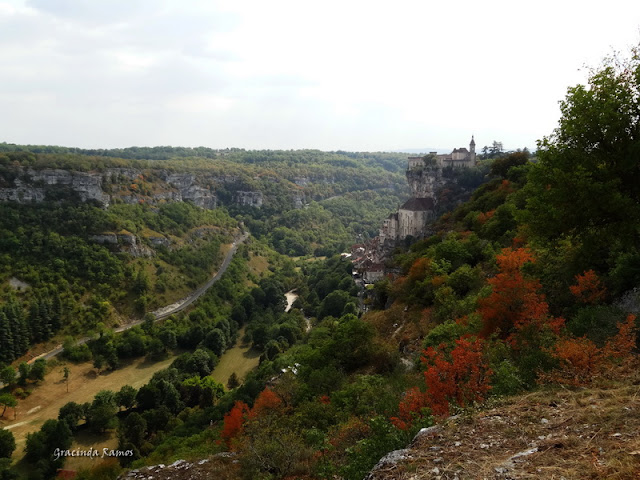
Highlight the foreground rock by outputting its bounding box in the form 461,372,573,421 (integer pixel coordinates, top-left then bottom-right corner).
365,368,640,479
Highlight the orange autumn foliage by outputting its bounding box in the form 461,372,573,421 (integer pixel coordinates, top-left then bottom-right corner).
221,401,249,448
569,270,607,304
421,336,492,417
544,315,637,386
477,210,496,225
602,314,637,361
390,387,430,430
479,248,563,342
248,388,283,419
408,257,431,282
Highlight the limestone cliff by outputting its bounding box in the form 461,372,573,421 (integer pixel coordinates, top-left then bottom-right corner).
0,166,265,210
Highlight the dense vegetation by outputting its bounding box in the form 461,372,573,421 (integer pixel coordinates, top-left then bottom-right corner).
0,201,237,364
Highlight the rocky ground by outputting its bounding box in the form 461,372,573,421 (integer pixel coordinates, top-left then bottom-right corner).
367,370,640,480
119,454,240,480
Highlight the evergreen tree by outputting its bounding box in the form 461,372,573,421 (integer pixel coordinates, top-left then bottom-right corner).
0,312,14,364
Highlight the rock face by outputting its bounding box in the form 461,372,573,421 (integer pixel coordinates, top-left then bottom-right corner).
406,164,445,199
0,167,224,210
235,191,263,207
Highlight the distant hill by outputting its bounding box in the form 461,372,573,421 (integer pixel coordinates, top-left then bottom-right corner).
391,147,450,154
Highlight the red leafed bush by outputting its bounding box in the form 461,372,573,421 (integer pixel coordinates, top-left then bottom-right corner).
422,336,492,417
221,401,249,447
248,388,283,419
569,270,607,304
390,387,430,430
479,248,563,343
544,314,637,386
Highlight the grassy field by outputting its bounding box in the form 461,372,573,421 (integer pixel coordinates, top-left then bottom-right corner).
1,327,261,472
1,356,176,452
210,331,261,387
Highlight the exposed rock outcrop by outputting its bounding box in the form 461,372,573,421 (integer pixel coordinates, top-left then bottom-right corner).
235,191,263,207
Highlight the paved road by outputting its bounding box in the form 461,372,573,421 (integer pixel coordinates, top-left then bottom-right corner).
28,232,250,364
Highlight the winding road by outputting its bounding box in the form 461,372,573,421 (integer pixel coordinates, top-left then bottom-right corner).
30,231,250,363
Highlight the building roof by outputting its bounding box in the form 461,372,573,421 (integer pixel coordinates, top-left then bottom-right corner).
399,197,434,211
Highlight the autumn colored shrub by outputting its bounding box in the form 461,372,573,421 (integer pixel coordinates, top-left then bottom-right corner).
602,314,637,361
221,400,249,448
570,270,607,304
476,209,495,225
544,314,637,386
422,336,492,416
408,257,431,283
390,387,430,430
479,248,563,343
247,388,283,420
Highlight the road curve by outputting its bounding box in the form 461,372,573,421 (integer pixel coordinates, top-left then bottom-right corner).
28,231,250,364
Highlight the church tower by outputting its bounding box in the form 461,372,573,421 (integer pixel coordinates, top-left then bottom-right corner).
469,135,476,164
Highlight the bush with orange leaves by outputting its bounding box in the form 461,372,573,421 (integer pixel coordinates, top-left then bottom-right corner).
569,270,607,304
479,247,564,344
422,336,493,416
391,337,492,427
390,386,430,430
543,314,637,386
221,400,249,448
220,388,285,448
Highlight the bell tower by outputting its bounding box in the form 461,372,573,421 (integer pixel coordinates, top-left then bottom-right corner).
470,135,476,164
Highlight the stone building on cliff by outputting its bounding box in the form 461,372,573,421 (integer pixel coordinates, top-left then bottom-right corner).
354,137,477,281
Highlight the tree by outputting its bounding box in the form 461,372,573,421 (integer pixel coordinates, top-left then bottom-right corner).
524,46,640,267
62,366,70,392
221,401,249,448
87,390,118,433
116,385,137,410
227,372,240,389
25,419,72,477
0,366,16,386
0,429,15,459
29,358,46,382
0,394,16,417
18,362,29,386
422,337,492,416
479,248,563,342
58,401,86,430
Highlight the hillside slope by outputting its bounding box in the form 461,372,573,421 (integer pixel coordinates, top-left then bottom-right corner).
367,367,640,480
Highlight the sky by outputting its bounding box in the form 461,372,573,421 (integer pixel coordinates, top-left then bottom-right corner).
1,0,639,152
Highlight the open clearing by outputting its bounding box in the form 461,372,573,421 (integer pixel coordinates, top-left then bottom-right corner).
0,355,175,452
1,326,260,472
210,334,261,387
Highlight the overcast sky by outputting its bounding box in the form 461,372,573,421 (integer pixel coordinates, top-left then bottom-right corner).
1,0,639,152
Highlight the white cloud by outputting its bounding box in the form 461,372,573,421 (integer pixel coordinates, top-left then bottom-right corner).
1,0,639,151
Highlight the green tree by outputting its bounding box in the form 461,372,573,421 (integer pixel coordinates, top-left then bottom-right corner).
62,366,70,392
58,401,86,431
29,358,47,382
0,366,16,386
524,46,640,270
0,394,16,417
17,362,29,386
116,385,138,410
0,429,15,459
